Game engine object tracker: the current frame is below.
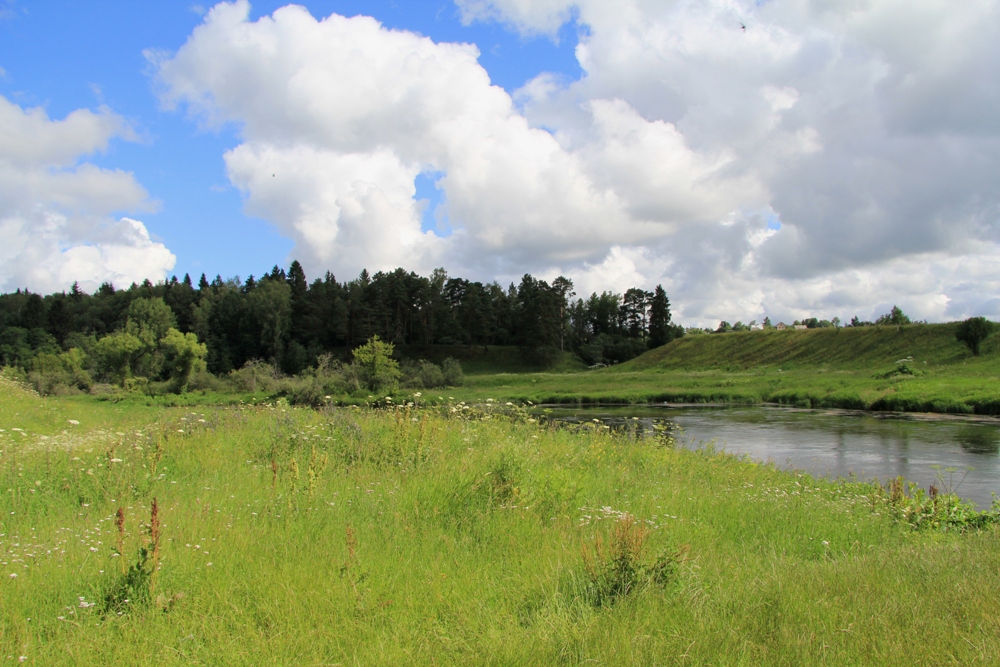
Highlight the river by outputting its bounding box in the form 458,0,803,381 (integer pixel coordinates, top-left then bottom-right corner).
536,405,1000,509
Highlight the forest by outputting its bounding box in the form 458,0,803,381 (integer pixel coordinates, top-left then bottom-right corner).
0,262,683,393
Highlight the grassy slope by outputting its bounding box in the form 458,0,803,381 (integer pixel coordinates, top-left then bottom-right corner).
621,323,976,371
455,325,1000,413
1,382,998,665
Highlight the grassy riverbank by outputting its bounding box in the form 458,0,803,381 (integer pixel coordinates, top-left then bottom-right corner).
450,325,1000,414
2,376,999,665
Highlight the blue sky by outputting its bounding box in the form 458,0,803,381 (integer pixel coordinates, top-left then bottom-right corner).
2,0,1000,325
0,0,580,283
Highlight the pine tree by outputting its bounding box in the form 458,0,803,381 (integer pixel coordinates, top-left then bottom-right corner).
648,285,672,348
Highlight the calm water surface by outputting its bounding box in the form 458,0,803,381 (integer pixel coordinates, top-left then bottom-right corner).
538,405,1000,509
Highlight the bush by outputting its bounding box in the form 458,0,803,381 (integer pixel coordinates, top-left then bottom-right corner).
27,348,92,395
229,359,280,393
441,357,464,386
400,359,448,389
351,336,400,393
186,369,227,393
956,316,994,356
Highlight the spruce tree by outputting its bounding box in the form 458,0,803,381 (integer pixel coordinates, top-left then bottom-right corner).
648,285,672,348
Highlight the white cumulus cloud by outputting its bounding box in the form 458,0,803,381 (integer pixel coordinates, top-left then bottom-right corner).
156,0,1000,326
152,1,754,284
0,96,175,293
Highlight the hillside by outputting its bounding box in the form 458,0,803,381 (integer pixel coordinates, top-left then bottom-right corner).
454,324,1000,414
621,323,994,372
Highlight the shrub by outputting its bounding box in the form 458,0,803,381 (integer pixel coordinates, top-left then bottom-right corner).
27,348,92,395
229,359,280,393
351,336,400,393
441,357,464,386
955,316,994,356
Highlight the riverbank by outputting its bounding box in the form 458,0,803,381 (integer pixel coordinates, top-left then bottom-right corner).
453,363,1000,413
440,325,1000,414
2,382,999,665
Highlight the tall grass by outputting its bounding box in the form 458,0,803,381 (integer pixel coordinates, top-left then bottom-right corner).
1,380,999,664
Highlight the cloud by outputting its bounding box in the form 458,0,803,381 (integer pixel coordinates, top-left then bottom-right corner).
462,0,1000,323
456,0,575,37
153,1,757,282
156,0,1000,325
0,96,175,293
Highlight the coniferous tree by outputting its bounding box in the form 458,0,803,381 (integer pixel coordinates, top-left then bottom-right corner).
648,285,673,348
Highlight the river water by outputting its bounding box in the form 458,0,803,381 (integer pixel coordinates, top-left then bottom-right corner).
537,405,1000,509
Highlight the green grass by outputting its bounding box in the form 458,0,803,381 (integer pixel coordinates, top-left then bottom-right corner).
2,376,999,664
395,344,587,375
625,323,978,371
445,325,1000,414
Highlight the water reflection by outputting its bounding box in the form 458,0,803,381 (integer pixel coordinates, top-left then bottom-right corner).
536,405,1000,508
956,425,1000,454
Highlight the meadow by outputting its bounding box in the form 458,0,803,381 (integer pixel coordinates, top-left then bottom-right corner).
450,325,1000,414
2,372,1000,665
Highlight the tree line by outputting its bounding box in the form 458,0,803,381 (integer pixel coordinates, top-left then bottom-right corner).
0,262,683,384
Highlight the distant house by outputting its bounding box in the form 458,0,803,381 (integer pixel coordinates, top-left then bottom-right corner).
794,324,808,330
775,322,787,330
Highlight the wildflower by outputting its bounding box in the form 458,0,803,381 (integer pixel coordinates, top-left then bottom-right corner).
8,573,16,578
68,420,80,425
414,392,422,398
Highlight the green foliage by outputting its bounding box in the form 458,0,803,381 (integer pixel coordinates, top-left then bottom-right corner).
873,355,923,379
875,305,912,326
160,328,208,393
27,347,92,395
400,359,440,389
125,297,178,347
351,335,400,393
956,316,994,355
94,331,143,385
441,357,464,386
872,476,1000,532
228,358,279,393
247,277,292,362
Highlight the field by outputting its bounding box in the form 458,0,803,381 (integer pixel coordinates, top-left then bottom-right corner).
447,325,1000,414
2,373,1000,665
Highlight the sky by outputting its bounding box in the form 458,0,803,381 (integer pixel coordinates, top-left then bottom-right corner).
2,0,1000,327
